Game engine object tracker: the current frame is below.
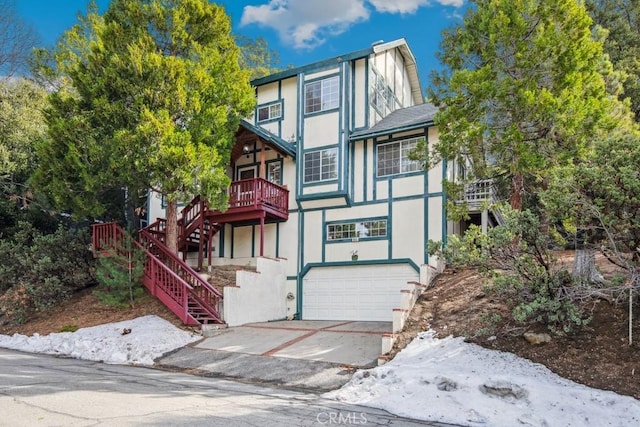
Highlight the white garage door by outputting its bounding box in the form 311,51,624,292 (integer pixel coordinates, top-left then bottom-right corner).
302,264,419,322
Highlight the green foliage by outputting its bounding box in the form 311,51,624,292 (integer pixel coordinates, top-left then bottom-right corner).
59,324,79,333
0,79,47,181
433,207,590,334
94,234,145,308
236,35,282,80
429,0,619,210
0,222,95,324
475,313,503,337
0,78,48,215
587,0,640,121
543,122,640,264
33,0,255,248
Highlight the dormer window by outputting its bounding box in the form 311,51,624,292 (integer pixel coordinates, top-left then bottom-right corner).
257,101,282,123
305,76,339,114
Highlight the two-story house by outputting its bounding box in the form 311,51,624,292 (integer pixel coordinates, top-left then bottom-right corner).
146,38,450,324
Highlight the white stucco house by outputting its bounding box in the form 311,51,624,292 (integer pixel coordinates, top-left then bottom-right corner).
143,38,467,325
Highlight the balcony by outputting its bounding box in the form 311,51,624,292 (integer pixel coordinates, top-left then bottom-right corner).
461,179,497,211
208,177,289,224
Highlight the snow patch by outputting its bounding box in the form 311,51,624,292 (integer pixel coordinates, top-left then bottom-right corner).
0,315,200,365
325,330,640,426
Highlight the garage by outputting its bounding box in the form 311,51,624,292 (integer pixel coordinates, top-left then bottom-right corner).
302,264,419,321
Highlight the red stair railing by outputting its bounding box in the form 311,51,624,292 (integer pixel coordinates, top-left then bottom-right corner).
92,222,223,325
139,223,223,323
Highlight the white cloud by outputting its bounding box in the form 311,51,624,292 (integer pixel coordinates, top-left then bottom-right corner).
368,0,428,14
240,0,465,50
368,0,465,14
240,0,370,50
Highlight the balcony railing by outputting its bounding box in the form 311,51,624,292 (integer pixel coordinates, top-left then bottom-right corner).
463,179,497,208
227,177,289,217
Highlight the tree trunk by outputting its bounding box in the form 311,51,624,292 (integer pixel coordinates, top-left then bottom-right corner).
166,199,179,254
573,248,604,285
510,172,524,211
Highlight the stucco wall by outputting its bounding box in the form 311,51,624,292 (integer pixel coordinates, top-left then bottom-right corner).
223,257,287,327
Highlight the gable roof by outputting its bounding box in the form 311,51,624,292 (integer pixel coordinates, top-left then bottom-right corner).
350,103,438,140
238,119,296,158
251,39,422,104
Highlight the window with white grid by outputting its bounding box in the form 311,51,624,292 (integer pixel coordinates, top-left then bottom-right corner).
305,76,339,114
304,148,337,183
257,102,282,122
327,219,388,241
376,137,422,177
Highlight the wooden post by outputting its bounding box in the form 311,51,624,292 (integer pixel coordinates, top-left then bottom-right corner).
260,140,266,179
259,215,265,257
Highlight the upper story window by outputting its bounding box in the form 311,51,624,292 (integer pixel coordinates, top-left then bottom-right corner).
370,67,399,117
257,102,282,122
377,137,422,177
304,147,337,183
305,76,339,114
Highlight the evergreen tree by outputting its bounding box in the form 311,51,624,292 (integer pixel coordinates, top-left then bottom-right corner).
33,0,255,251
429,0,617,211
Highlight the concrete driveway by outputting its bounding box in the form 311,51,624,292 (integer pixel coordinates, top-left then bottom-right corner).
198,320,392,367
156,320,392,392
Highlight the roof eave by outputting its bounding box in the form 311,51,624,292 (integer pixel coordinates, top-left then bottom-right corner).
373,39,423,105
239,120,296,158
349,120,434,141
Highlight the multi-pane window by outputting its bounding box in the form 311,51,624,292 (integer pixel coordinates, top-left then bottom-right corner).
304,148,337,183
257,102,282,122
370,67,399,116
267,161,281,184
305,76,339,114
327,220,388,241
377,137,422,177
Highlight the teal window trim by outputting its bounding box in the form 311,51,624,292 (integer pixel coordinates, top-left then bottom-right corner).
376,136,424,178
256,100,283,124
303,146,338,184
325,216,389,243
304,74,340,115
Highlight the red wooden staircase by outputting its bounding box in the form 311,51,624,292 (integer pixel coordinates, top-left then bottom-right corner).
92,179,289,325
144,195,222,271
92,222,223,326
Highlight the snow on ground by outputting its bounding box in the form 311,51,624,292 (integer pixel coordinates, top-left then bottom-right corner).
325,330,640,427
0,315,200,365
1,318,639,426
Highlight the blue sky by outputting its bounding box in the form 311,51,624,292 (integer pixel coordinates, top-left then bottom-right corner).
16,0,467,91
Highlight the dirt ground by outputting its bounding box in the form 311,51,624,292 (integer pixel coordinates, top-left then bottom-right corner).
1,253,638,400
0,265,249,336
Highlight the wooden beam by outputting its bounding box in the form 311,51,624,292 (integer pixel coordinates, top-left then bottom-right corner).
260,140,266,178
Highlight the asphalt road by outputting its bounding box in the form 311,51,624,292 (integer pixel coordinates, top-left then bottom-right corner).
0,348,451,426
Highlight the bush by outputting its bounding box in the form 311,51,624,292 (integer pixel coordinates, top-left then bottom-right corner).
0,222,96,324
94,234,145,308
432,207,590,334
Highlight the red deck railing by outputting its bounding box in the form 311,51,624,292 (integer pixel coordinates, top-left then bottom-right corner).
228,178,288,217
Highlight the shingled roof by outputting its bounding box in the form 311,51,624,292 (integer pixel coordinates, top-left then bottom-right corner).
350,103,438,140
